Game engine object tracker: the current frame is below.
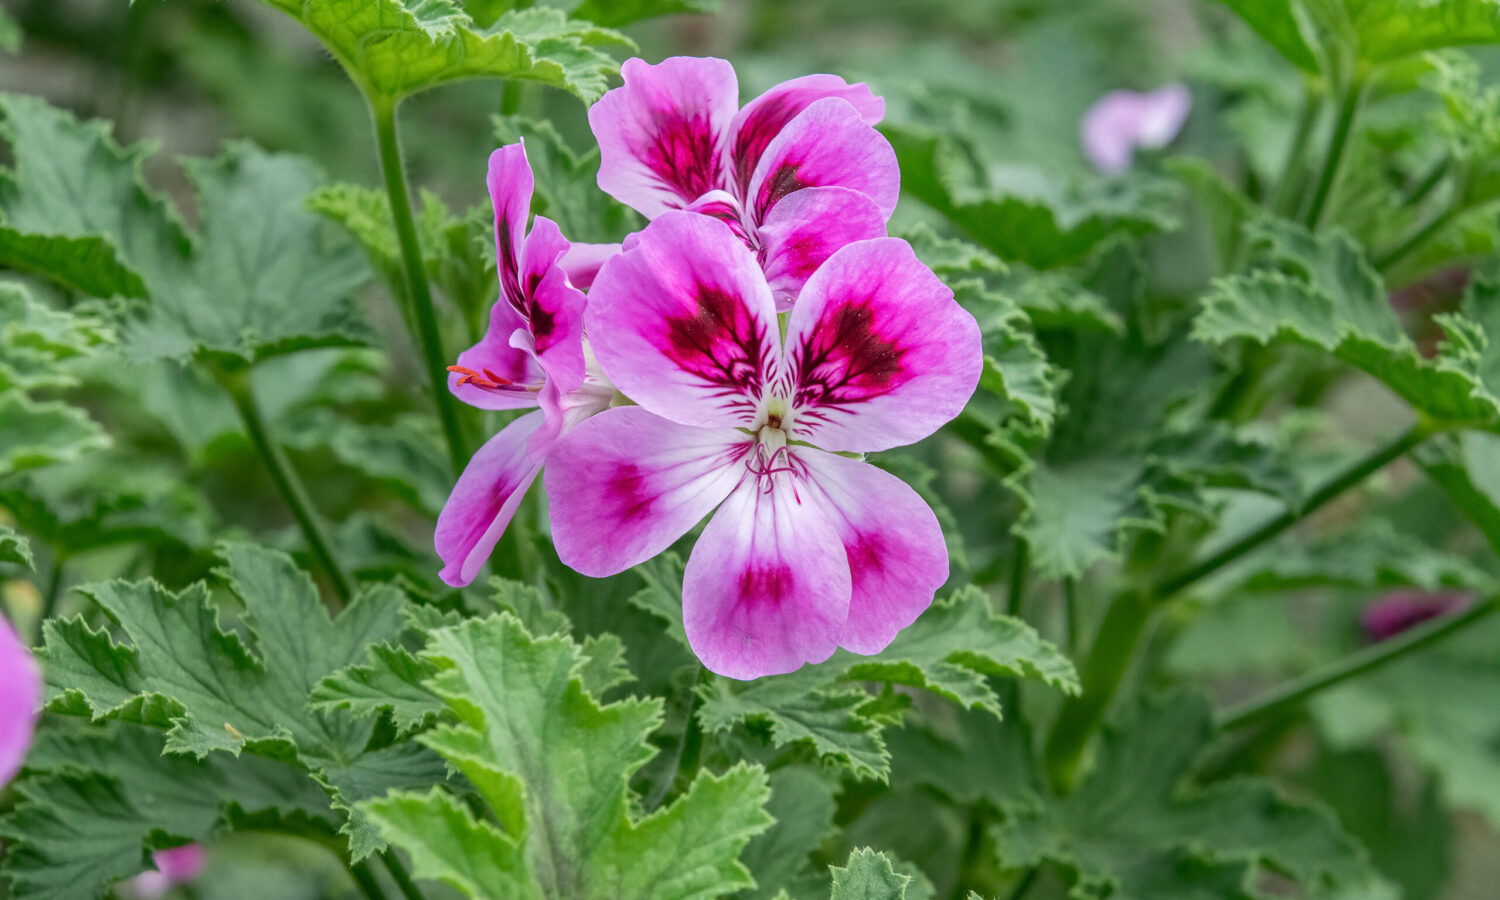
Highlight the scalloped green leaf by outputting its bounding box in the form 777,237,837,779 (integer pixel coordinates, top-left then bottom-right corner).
0,391,108,478
245,0,629,103
0,523,33,569
362,613,773,900
992,691,1377,899
829,849,912,900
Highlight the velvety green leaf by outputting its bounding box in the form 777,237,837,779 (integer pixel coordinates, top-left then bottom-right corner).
885,123,1180,269
122,144,372,361
0,721,333,900
1196,221,1500,429
494,116,642,244
285,410,451,514
310,641,444,735
697,589,1077,780
957,282,1059,433
314,741,454,862
992,691,1376,899
1010,456,1163,580
829,848,911,900
1213,0,1320,72
248,0,629,103
0,391,108,477
364,614,772,900
0,283,111,392
1416,430,1500,554
41,543,406,763
1216,0,1500,72
737,766,839,900
0,93,187,299
0,522,33,569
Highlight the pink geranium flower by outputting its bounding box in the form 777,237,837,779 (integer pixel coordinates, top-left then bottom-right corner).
435,143,618,586
128,844,208,899
589,56,897,309
0,612,40,789
544,213,981,679
1080,83,1191,174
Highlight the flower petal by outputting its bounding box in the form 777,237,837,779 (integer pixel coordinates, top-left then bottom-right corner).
488,144,534,305
784,238,982,452
0,612,40,788
683,473,851,679
729,73,884,194
1080,84,1191,175
436,411,548,587
520,215,587,395
449,305,544,411
545,406,747,577
557,240,621,290
587,212,778,428
588,56,739,219
801,451,947,655
746,97,899,225
757,186,886,312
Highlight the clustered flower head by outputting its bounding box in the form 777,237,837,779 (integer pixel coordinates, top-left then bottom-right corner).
437,56,982,680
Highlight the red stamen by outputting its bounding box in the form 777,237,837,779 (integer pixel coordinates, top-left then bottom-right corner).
447,365,526,392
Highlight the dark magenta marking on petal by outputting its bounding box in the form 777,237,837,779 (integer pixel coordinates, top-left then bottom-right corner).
663,283,771,405
754,164,806,222
844,529,885,582
497,218,523,305
732,95,800,194
737,563,796,609
644,113,725,205
793,298,909,414
606,462,656,522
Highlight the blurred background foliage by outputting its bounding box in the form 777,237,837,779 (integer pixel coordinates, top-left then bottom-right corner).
4,0,1500,898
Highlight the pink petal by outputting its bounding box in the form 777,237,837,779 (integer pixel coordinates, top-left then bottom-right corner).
729,73,884,195
586,212,778,429
449,304,544,411
683,189,754,245
520,216,587,395
756,186,887,312
683,473,851,679
489,144,534,304
544,407,748,577
588,56,739,219
784,238,982,452
557,241,621,291
746,97,899,225
801,451,947,655
153,845,207,883
436,411,548,587
1080,84,1191,175
0,613,40,788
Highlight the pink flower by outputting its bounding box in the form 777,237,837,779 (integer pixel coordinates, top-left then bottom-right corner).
1080,84,1191,174
588,56,897,310
435,143,618,586
0,613,40,789
1361,590,1467,642
128,844,207,899
544,213,981,679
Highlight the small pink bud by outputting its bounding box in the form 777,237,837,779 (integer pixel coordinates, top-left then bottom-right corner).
1361,590,1466,642
127,844,207,899
1081,84,1192,174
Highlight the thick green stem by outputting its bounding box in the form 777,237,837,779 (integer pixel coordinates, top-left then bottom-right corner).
349,859,391,900
1403,154,1453,208
1043,591,1153,794
1007,538,1029,618
1004,867,1040,900
381,850,427,900
1220,596,1499,730
218,366,354,604
371,99,468,476
1155,424,1428,603
39,556,64,622
1302,78,1366,229
1271,85,1321,218
1376,207,1462,273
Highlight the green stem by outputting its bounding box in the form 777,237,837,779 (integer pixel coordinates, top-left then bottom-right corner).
349,859,391,900
1155,424,1428,603
381,850,427,900
1375,207,1462,273
1007,539,1029,618
1063,578,1081,659
1403,154,1453,208
1271,85,1320,218
1043,591,1153,794
218,366,354,604
1004,867,1040,900
39,556,64,622
371,98,468,476
1302,77,1366,229
1220,596,1499,730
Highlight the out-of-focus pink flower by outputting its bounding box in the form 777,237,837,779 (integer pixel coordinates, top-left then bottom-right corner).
127,844,207,899
1081,84,1191,174
1361,590,1467,642
0,613,40,789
